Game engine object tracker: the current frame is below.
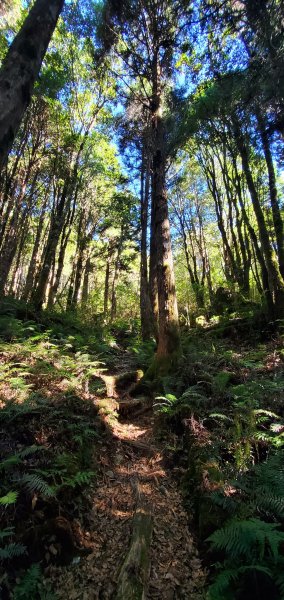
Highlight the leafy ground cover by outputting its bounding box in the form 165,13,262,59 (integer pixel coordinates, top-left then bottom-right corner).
0,301,115,598
1,300,284,599
153,318,284,599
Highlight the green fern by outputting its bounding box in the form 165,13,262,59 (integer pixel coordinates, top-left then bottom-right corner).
236,451,284,519
0,527,15,540
13,563,41,599
0,542,27,560
57,470,94,490
0,446,44,470
207,519,284,598
207,518,284,562
0,491,18,505
208,564,273,600
275,571,284,597
20,474,55,497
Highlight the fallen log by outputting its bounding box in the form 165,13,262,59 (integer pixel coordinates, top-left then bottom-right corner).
118,398,143,416
116,483,153,600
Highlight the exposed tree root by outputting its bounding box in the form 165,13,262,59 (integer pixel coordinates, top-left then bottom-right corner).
113,435,157,456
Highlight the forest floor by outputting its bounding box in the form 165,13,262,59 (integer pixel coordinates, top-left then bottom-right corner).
46,360,206,599
2,306,284,599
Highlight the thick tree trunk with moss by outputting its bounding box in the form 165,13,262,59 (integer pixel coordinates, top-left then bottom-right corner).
151,55,180,359
0,0,64,172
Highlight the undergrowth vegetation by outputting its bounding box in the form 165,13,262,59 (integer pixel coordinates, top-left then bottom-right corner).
153,317,284,600
0,299,127,598
1,297,284,600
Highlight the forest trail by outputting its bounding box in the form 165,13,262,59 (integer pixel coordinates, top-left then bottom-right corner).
47,366,206,600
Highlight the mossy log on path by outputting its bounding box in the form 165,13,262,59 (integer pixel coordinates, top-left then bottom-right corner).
115,370,144,392
115,483,153,600
118,396,151,417
118,398,143,416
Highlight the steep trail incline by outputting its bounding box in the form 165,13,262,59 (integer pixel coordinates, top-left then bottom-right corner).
47,368,206,599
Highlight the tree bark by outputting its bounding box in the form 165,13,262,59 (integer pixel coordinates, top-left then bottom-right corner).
0,0,64,172
151,53,180,359
103,246,112,320
233,119,284,317
149,178,159,341
257,111,284,279
140,144,155,340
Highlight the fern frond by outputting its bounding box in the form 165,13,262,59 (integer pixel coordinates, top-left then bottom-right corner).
275,570,284,597
210,491,238,513
20,474,55,497
208,567,240,599
208,565,273,600
207,518,284,562
0,542,26,560
0,446,42,470
0,490,18,505
58,470,94,490
13,563,41,599
0,527,14,540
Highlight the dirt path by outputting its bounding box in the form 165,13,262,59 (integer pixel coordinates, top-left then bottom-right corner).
46,372,206,599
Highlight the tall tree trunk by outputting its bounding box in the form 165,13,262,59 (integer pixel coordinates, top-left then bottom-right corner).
257,111,284,278
218,146,251,294
103,246,112,320
22,194,48,301
233,120,284,317
149,179,159,341
140,144,155,340
0,0,64,172
231,152,274,312
151,53,180,359
8,216,29,296
71,239,87,308
81,255,92,305
203,154,237,285
47,212,74,308
110,232,123,323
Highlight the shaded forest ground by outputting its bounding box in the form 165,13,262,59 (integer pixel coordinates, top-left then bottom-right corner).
0,299,284,598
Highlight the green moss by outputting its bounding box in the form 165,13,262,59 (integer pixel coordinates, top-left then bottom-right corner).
145,350,181,381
